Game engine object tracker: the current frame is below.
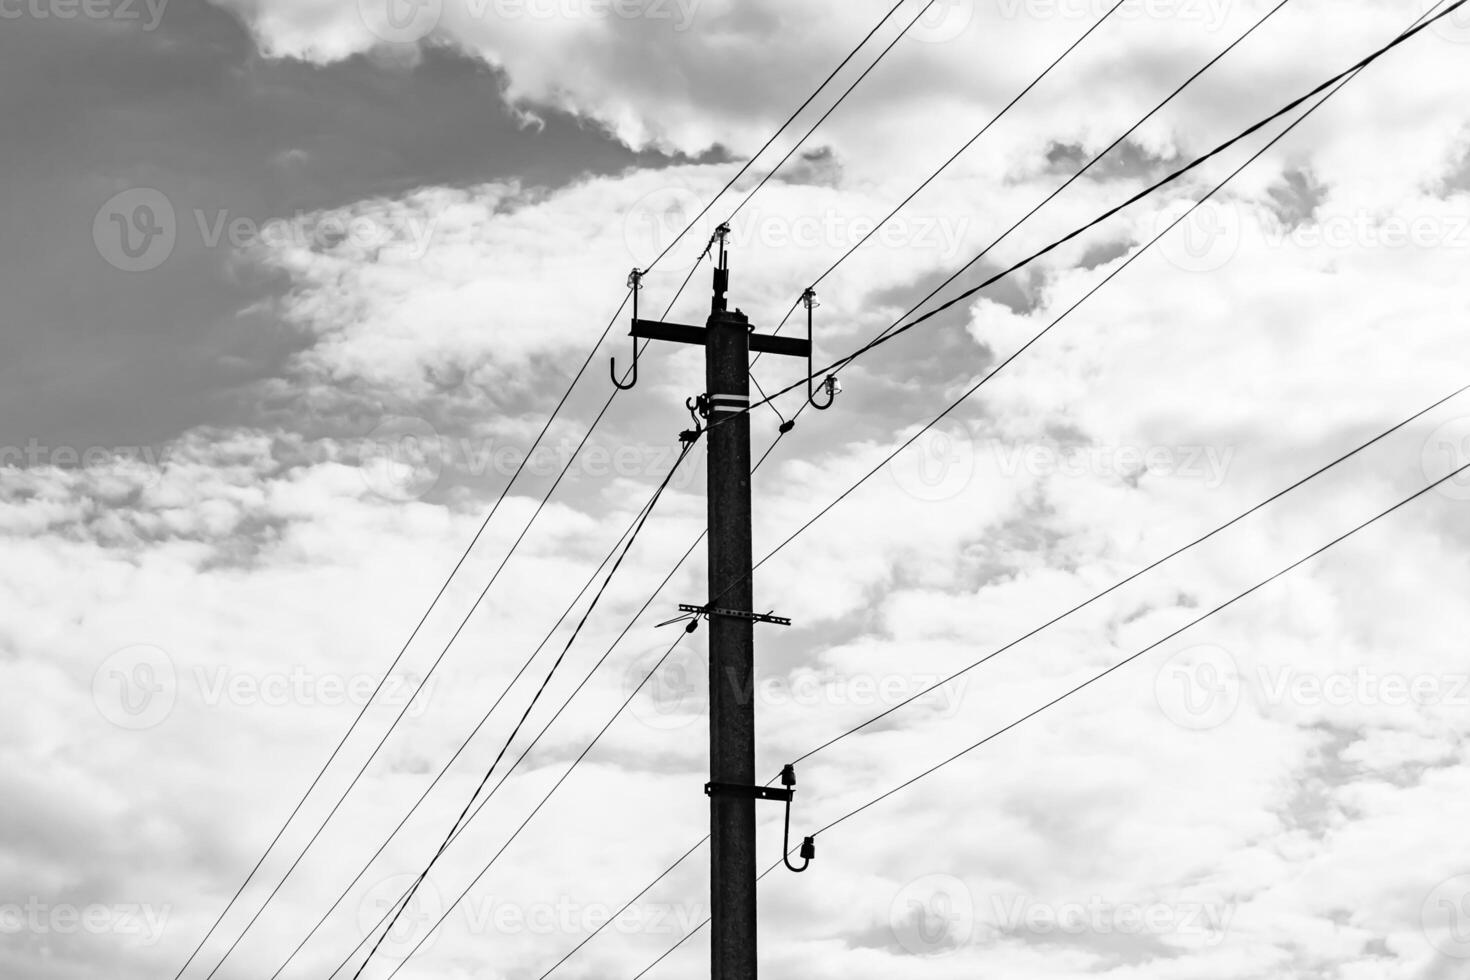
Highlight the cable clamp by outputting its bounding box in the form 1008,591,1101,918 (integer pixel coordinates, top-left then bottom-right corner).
704,782,793,803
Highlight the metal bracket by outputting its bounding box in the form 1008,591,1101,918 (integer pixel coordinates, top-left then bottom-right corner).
678,604,791,627
705,782,793,803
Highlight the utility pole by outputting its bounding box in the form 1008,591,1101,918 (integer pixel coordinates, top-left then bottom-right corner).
615,226,815,980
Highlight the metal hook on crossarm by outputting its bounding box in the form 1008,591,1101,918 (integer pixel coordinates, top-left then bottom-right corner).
612,268,644,390
781,764,815,873
804,288,837,411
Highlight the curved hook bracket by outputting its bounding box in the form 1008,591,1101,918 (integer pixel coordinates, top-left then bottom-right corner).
611,268,644,390
804,288,836,411
780,764,815,873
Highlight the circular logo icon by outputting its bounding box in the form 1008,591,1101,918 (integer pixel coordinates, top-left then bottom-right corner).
623,186,703,269
1423,874,1470,958
1422,417,1470,501
1154,644,1240,730
1429,0,1470,44
624,645,704,731
94,188,176,273
887,421,976,502
909,0,974,43
358,875,443,959
93,645,177,730
358,0,443,44
889,873,974,955
1155,199,1241,273
358,417,443,501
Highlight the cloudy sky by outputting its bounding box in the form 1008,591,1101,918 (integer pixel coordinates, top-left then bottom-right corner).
6,0,1470,977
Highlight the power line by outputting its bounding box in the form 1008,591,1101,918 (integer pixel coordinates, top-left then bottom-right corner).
756,0,1133,360
262,454,682,980
346,430,793,978
346,437,699,980
806,0,1130,293
168,281,630,980
624,455,1470,979
196,254,710,980
724,0,1112,228
529,8,1449,970
743,0,1469,420
791,384,1470,764
174,9,932,965
645,0,917,272
769,0,1291,382
816,458,1470,835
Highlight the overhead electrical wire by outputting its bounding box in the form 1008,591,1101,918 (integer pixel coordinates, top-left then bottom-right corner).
622,455,1470,980
344,437,699,980
527,4,1454,972
173,6,939,969
340,430,796,978
739,0,1470,422
765,0,1291,404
